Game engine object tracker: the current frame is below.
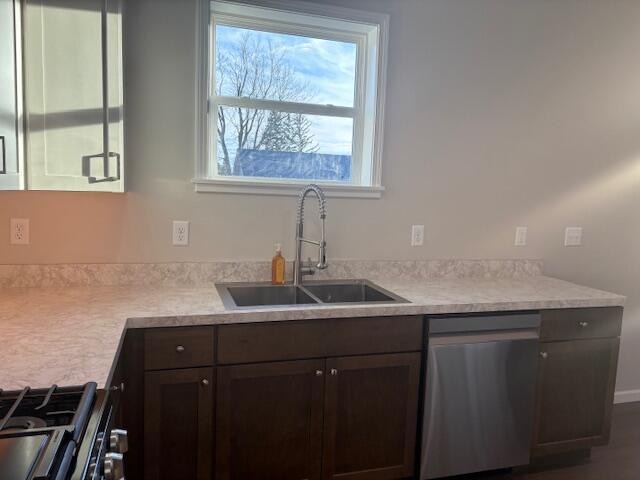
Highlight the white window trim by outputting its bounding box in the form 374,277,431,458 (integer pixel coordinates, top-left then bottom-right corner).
193,0,389,198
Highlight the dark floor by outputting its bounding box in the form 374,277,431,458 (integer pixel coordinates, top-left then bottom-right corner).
454,402,640,480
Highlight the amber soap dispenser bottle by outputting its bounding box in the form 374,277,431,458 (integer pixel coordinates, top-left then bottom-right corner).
271,243,286,285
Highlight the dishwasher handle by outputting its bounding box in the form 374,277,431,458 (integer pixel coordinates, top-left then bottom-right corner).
429,313,540,335
429,328,539,346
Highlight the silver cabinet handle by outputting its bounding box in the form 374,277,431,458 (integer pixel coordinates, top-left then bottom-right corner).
330,369,338,376
201,379,209,386
579,321,589,328
540,352,548,359
0,136,5,175
82,151,121,184
315,370,324,376
176,345,185,353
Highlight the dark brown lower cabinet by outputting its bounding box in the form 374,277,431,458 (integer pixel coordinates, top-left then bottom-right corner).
120,312,622,479
532,338,620,456
322,353,421,480
215,359,325,480
215,353,421,480
143,367,214,480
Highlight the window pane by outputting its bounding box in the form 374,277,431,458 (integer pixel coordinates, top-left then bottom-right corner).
216,106,353,182
215,24,357,107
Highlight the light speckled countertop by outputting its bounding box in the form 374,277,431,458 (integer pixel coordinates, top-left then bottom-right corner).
0,275,624,391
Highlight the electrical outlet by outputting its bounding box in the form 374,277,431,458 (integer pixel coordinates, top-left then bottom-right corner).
564,227,582,247
10,218,30,245
411,225,425,247
514,226,527,246
172,221,189,246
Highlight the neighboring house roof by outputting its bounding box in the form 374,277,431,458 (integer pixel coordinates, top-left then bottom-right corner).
235,149,351,181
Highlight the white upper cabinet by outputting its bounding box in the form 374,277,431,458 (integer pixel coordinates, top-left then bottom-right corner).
0,0,22,190
0,0,124,192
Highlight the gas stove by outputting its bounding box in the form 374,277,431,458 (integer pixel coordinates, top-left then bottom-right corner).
0,383,127,480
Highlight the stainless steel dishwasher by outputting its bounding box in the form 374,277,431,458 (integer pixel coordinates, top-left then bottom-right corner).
420,313,540,479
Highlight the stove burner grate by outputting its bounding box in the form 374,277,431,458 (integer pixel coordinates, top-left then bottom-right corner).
0,383,97,439
1,416,48,432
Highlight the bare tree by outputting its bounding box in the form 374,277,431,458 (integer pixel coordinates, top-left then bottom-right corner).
216,31,319,175
262,112,319,154
288,113,319,153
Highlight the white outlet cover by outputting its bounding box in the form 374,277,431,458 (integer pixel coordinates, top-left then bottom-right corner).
411,225,425,247
564,227,582,247
10,218,30,245
514,226,527,246
172,221,190,246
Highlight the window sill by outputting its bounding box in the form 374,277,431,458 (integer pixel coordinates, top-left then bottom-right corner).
193,177,384,198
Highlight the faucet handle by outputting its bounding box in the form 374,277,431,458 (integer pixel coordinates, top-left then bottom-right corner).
303,257,316,275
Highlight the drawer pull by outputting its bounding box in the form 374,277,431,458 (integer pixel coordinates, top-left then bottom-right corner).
579,321,589,328
540,352,548,359
315,370,324,376
175,345,185,353
201,379,209,386
330,368,338,376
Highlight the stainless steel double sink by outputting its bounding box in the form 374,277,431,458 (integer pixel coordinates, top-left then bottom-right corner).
216,279,408,310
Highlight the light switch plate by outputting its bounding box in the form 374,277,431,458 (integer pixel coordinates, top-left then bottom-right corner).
514,226,527,246
172,221,190,246
411,225,425,246
564,227,582,247
10,218,30,245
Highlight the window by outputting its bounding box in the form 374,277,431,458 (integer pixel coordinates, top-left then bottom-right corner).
195,0,389,197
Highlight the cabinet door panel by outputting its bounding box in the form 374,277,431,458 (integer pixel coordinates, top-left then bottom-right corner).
216,359,324,480
144,368,213,480
322,353,421,480
23,0,124,191
533,338,619,456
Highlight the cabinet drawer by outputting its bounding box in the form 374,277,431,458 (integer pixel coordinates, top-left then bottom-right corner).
217,316,423,365
540,307,622,341
144,326,215,370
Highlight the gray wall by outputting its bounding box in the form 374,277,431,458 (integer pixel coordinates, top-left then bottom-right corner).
2,0,640,396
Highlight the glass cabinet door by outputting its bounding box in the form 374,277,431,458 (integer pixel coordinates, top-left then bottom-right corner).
22,0,124,192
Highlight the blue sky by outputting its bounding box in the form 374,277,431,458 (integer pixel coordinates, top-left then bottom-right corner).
216,25,356,155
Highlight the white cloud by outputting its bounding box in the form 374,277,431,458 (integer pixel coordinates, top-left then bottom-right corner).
309,116,353,155
216,25,357,107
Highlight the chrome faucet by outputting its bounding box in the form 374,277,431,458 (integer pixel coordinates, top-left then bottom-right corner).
293,184,328,286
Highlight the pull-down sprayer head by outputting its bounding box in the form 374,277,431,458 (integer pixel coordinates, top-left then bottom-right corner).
294,184,328,285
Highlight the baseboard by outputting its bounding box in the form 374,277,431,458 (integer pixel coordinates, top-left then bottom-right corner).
614,389,640,404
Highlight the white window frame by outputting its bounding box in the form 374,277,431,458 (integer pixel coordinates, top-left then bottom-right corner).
193,0,389,198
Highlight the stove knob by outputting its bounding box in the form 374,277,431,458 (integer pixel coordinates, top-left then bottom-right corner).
104,452,125,480
110,429,129,454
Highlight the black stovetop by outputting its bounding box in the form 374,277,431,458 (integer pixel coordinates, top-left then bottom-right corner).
0,383,97,480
